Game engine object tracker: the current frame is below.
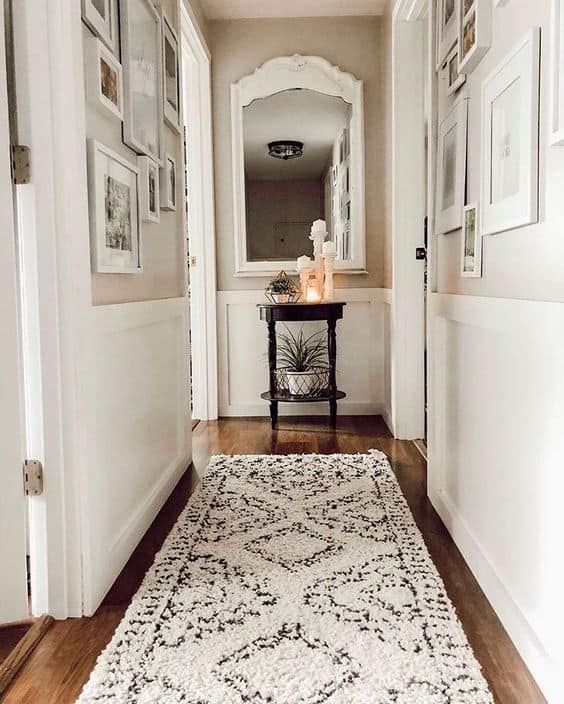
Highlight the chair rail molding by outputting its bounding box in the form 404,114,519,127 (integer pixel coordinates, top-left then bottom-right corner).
230,54,366,276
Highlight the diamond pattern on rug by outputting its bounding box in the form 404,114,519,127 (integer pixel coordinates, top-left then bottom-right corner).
217,623,360,704
244,521,342,571
77,452,493,704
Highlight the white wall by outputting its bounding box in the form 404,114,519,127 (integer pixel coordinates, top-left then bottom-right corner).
422,1,564,701
218,289,390,417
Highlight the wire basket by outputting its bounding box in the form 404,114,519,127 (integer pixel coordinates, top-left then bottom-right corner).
275,367,330,397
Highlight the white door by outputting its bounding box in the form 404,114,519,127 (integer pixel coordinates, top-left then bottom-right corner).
0,1,30,625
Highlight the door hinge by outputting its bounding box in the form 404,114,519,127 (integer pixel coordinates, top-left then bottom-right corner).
23,460,43,496
415,246,427,260
10,145,31,184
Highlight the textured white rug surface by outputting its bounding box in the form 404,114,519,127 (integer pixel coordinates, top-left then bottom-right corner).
78,452,493,703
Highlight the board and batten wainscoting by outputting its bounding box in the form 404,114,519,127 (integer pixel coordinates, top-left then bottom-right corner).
80,297,192,615
218,289,392,420
427,292,564,703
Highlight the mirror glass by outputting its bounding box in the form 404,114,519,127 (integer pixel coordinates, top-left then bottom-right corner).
243,89,353,263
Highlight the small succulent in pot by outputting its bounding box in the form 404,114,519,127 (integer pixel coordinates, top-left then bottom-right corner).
265,271,301,304
276,326,329,397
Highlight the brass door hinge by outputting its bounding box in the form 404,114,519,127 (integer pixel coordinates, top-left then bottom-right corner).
23,459,43,496
10,145,31,184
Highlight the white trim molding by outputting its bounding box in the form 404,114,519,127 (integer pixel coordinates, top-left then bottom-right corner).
81,297,191,614
428,292,564,703
218,288,390,418
230,55,366,276
181,3,219,421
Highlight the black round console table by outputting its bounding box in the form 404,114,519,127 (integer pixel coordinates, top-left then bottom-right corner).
257,302,346,429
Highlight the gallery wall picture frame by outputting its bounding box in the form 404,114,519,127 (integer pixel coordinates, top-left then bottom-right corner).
435,97,468,234
480,28,540,236
85,37,123,121
138,156,160,223
460,203,482,277
82,0,117,53
120,0,164,165
161,8,182,133
160,153,177,211
550,0,564,145
445,46,466,95
436,0,459,70
458,0,491,74
87,139,142,274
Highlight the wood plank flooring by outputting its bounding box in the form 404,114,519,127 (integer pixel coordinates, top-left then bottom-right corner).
0,416,545,703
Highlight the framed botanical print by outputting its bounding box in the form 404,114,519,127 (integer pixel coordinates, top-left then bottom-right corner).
437,0,459,69
458,0,491,74
445,46,466,95
460,203,482,277
82,0,117,54
480,29,540,236
161,9,182,132
87,140,142,273
160,153,177,211
435,97,468,234
120,0,163,164
550,0,564,145
85,38,123,121
138,156,160,223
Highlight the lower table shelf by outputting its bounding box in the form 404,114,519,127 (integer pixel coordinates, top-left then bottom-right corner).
260,390,346,403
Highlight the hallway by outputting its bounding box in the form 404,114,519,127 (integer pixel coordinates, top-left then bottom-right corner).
1,418,544,703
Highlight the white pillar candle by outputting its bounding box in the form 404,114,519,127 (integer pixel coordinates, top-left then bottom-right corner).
309,221,327,302
323,252,337,302
322,240,337,256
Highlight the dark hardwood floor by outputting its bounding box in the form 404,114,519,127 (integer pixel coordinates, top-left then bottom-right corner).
0,416,544,703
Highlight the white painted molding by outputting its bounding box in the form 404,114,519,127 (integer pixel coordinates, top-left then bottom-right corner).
218,288,389,418
428,292,563,703
82,297,191,614
390,18,426,441
230,55,366,275
181,4,219,420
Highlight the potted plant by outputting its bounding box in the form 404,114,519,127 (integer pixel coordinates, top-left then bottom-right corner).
265,271,301,304
276,326,329,396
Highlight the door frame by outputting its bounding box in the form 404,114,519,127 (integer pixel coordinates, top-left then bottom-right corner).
11,0,92,618
389,0,432,440
181,4,219,421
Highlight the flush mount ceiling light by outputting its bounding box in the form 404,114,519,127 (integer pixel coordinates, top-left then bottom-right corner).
268,140,304,160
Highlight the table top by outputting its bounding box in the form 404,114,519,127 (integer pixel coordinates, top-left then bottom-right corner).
257,301,346,322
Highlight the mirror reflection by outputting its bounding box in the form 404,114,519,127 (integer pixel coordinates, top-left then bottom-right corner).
243,89,352,263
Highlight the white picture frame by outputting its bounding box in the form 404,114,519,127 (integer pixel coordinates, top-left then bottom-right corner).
120,0,164,165
445,46,466,95
435,97,468,234
87,140,142,274
160,153,177,211
85,37,123,121
437,0,459,70
458,0,492,74
480,28,540,236
460,203,482,277
138,156,160,223
550,0,564,145
161,8,182,133
82,0,117,53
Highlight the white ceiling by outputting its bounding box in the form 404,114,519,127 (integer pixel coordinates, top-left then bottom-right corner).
201,0,385,20
244,89,350,180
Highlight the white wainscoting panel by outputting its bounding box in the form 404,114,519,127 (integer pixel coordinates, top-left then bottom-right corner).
81,297,191,614
218,289,390,417
428,293,564,703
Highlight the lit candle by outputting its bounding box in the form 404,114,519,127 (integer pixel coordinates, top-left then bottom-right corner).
297,255,313,300
306,285,321,303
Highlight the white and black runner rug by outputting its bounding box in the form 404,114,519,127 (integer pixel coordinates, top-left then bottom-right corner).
78,452,492,703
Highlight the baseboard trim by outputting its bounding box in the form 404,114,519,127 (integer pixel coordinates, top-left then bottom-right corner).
219,402,382,417
87,451,192,615
430,487,558,703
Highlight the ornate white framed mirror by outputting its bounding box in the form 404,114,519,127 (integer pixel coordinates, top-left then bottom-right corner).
231,55,366,276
